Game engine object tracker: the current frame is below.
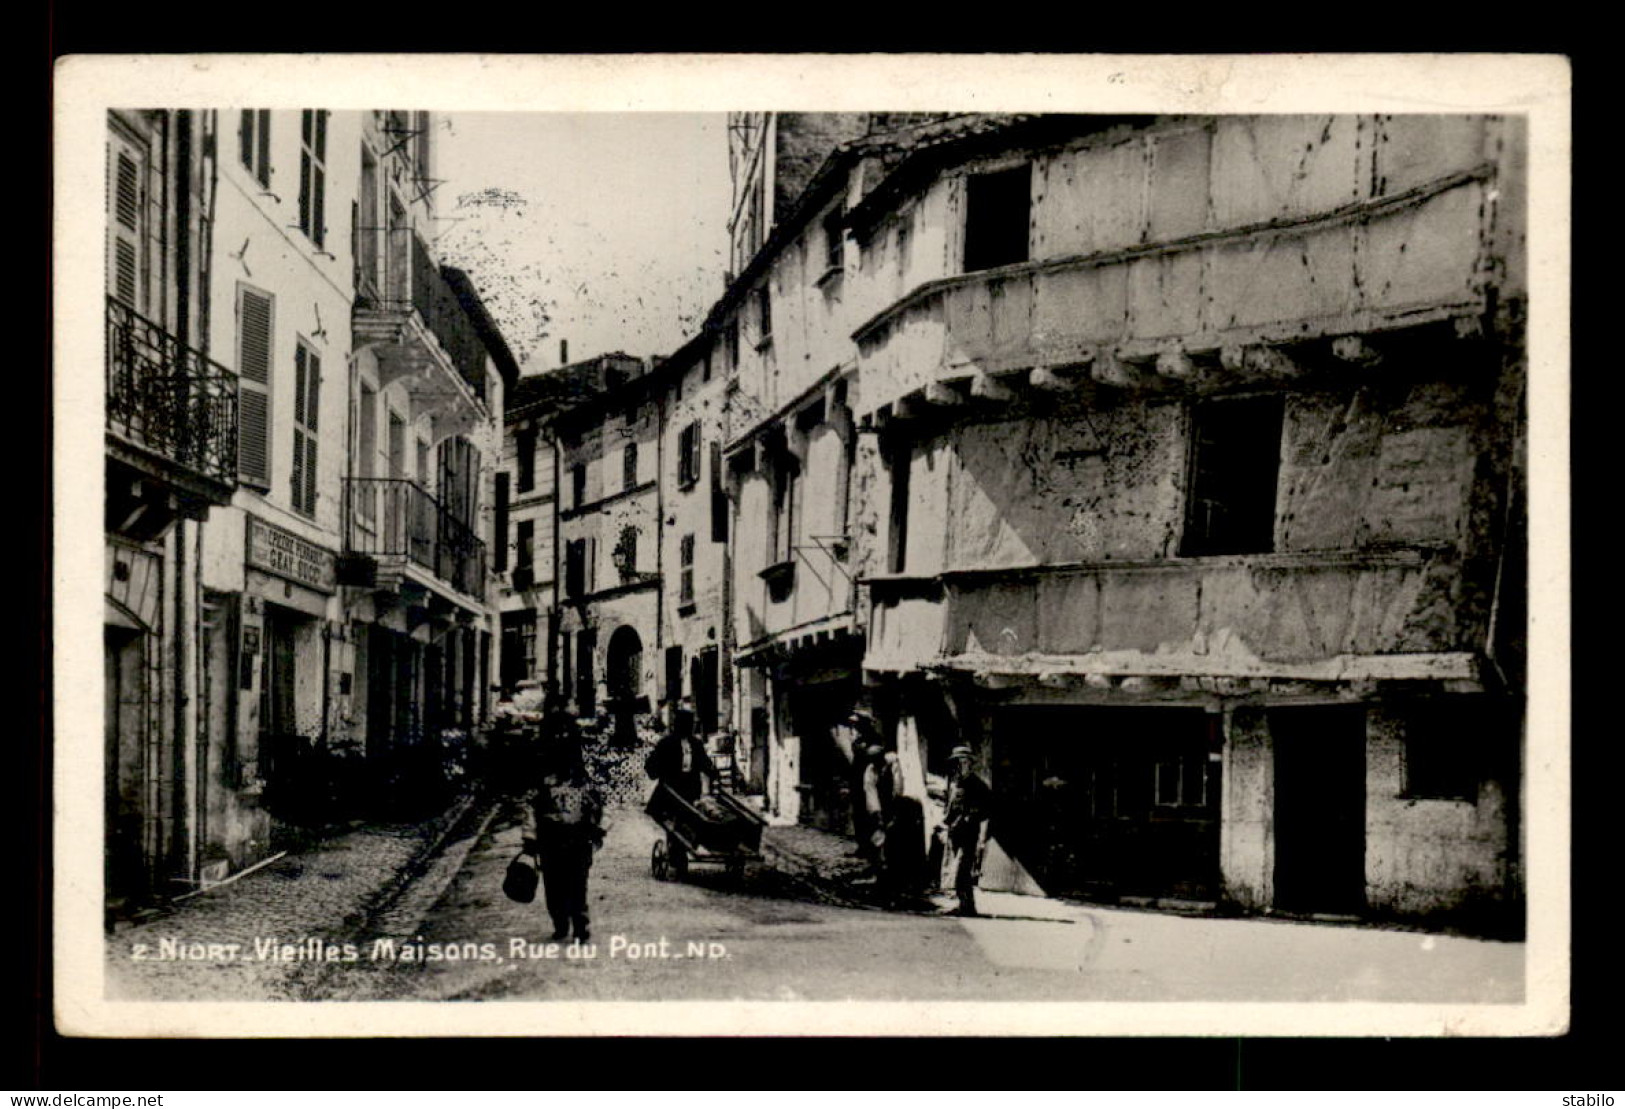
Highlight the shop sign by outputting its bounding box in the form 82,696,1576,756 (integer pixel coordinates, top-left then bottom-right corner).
247,516,336,593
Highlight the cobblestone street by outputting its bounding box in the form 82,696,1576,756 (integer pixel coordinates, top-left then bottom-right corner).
104,791,1527,1007
103,798,477,1001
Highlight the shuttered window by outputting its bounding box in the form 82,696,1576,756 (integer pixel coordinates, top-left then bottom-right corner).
107,132,146,310
291,341,320,516
679,533,695,605
239,110,271,187
678,422,701,488
236,286,274,488
709,442,727,543
493,472,510,573
298,110,328,249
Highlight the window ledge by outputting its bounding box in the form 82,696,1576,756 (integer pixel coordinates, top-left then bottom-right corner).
814,266,844,289
754,334,774,353
677,601,698,617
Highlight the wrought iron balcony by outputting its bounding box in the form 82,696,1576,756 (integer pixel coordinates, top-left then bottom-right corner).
345,477,487,601
105,296,238,493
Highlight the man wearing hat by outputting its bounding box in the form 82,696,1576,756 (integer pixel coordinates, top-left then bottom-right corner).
942,744,992,916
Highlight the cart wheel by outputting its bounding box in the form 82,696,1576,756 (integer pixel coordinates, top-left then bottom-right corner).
651,838,670,882
668,835,689,881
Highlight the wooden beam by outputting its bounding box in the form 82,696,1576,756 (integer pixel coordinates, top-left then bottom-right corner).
1330,335,1383,368
923,380,966,406
1221,344,1304,381
970,371,1017,402
1029,365,1079,391
1154,347,1199,383
1090,350,1150,389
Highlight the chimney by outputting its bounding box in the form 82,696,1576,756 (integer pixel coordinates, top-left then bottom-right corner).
559,339,569,366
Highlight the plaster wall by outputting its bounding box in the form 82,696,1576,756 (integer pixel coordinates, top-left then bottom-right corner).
1363,704,1515,921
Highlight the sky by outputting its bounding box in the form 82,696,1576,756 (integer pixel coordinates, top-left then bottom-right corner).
431,112,733,376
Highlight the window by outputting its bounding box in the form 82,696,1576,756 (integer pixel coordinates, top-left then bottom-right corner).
614,525,639,582
515,429,537,493
710,442,728,543
1401,703,1478,802
774,456,800,566
887,440,911,574
356,383,377,526
571,462,588,510
702,350,713,383
515,520,535,585
725,320,740,372
387,412,406,478
493,472,510,573
236,285,274,489
963,163,1031,272
624,442,639,491
414,110,432,186
1181,395,1285,557
107,129,147,310
756,285,773,343
298,110,328,249
678,422,702,489
565,538,586,598
822,207,845,274
679,533,696,606
1153,754,1216,809
290,341,321,517
239,110,271,188
500,610,537,691
357,146,379,296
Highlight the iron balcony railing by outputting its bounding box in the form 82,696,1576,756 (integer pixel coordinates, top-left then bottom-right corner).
345,477,487,600
105,296,238,487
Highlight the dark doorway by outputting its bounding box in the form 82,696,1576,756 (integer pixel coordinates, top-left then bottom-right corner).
992,706,1221,902
605,625,643,747
1271,705,1368,914
787,676,859,833
105,625,150,912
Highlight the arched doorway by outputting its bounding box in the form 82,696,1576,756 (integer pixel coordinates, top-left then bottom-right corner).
605,625,645,748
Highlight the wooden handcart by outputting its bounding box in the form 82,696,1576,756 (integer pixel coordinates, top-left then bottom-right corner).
646,782,766,883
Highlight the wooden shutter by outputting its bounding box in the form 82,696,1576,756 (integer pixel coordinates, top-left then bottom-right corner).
493,472,510,572
291,346,307,511
709,442,727,542
303,349,320,514
239,111,253,173
237,287,273,488
298,112,311,239
108,137,143,308
312,111,327,248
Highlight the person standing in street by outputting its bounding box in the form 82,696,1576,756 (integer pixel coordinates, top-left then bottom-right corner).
879,749,928,904
524,734,606,943
941,744,991,917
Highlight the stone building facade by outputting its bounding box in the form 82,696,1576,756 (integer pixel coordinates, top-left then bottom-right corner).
841,114,1527,931
103,108,517,917
491,111,1527,933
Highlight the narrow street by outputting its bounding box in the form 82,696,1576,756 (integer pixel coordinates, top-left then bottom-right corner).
297,803,1524,1005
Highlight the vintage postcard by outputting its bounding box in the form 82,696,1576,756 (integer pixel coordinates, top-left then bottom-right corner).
52,52,1571,1037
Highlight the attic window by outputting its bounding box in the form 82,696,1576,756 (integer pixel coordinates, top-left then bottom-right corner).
963,163,1031,272
821,207,845,277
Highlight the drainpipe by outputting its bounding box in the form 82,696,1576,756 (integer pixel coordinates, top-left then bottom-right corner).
171,112,196,888
550,419,561,700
